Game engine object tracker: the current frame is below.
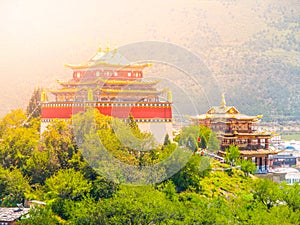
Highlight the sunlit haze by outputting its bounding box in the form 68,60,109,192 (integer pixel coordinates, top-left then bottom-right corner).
0,0,298,116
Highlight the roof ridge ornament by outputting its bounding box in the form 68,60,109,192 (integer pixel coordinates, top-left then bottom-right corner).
105,42,110,53
113,43,118,53
98,44,102,52
221,93,226,108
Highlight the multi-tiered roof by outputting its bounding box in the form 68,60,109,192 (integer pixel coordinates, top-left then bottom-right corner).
41,46,172,126
47,46,168,103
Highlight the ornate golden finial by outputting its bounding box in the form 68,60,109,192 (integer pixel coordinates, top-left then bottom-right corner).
221,93,226,107
167,90,172,102
41,90,48,102
113,43,118,52
106,42,110,53
98,44,102,52
88,89,93,101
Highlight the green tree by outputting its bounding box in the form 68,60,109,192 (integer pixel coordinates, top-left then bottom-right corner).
127,113,139,131
176,125,219,152
199,125,210,149
113,118,156,153
0,127,39,169
23,150,58,185
0,109,27,137
187,135,197,151
64,197,105,225
73,109,157,168
72,108,112,145
240,159,257,176
90,176,119,200
180,193,233,224
42,119,76,169
163,133,171,146
26,87,42,119
171,155,211,192
0,166,31,206
252,178,282,209
159,180,177,201
176,124,199,147
197,125,220,152
18,206,61,225
100,185,183,224
281,183,300,212
0,110,39,169
43,168,92,220
44,168,91,201
199,136,207,149
225,145,240,166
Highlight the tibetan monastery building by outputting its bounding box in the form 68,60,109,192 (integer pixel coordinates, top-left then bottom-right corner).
191,94,279,173
41,46,172,142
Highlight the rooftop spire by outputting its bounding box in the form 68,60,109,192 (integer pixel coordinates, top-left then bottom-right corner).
98,44,102,52
113,43,118,53
221,93,226,108
105,42,110,53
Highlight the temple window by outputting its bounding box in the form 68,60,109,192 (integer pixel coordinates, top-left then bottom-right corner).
128,72,131,77
76,72,81,78
96,71,100,77
114,72,118,76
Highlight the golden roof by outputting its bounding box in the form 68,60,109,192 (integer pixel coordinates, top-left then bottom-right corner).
98,88,166,94
64,47,151,70
219,149,281,156
239,149,281,156
192,94,263,122
193,113,260,121
57,78,159,86
64,62,151,70
49,87,166,95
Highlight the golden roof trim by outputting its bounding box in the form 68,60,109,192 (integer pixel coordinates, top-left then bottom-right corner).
64,62,151,70
57,78,159,86
49,87,166,94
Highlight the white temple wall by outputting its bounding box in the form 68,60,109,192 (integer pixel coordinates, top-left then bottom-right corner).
41,120,173,144
137,122,173,144
40,121,49,135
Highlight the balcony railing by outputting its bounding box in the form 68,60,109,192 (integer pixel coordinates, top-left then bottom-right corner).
221,143,267,150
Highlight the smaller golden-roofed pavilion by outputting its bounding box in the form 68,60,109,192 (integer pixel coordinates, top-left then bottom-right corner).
191,94,279,173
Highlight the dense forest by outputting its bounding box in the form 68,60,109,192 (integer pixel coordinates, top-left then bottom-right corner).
198,2,300,121
0,92,299,224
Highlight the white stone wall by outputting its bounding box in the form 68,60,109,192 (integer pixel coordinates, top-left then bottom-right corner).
40,121,49,135
137,122,173,144
41,120,173,144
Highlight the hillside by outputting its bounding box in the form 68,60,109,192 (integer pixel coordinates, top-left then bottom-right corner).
198,1,300,121
1,1,299,122
0,110,299,224
157,1,300,121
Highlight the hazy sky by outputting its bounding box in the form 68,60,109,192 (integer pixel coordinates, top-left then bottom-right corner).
0,0,292,116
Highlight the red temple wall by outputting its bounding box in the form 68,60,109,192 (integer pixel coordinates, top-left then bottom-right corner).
41,105,172,119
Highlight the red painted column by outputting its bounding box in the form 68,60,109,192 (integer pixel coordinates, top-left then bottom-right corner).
265,139,269,150
265,156,268,171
